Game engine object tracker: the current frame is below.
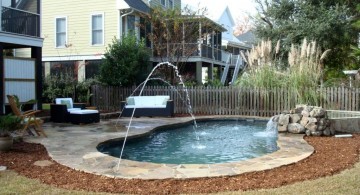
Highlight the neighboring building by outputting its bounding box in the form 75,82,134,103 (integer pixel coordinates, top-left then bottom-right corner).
211,6,251,85
39,0,180,82
236,30,256,48
35,0,244,86
0,0,43,115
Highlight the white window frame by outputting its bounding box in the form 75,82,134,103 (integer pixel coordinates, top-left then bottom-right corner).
90,12,105,46
161,0,166,7
168,0,174,9
54,16,67,48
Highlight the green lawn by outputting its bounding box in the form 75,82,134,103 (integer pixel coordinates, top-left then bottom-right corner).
42,103,50,110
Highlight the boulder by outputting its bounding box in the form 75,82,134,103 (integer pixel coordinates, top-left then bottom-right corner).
272,115,280,123
317,125,326,131
278,125,288,132
310,107,326,118
278,114,290,126
295,104,307,113
305,118,318,132
305,129,312,136
311,131,323,136
290,114,301,123
323,128,331,136
301,110,310,117
288,123,305,134
300,116,309,127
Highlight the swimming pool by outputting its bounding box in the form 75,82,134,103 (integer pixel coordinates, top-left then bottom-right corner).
97,120,279,164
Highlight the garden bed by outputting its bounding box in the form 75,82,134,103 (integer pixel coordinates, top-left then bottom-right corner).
0,135,359,194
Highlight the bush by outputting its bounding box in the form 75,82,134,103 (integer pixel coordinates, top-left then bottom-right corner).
99,34,151,86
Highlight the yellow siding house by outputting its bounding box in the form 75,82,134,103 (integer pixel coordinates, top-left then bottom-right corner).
41,0,181,81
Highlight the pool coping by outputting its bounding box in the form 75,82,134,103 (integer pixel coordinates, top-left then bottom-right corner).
26,116,314,179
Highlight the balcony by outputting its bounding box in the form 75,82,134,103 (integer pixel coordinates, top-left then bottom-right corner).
1,6,40,37
152,43,239,66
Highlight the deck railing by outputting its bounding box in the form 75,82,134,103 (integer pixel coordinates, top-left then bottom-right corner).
1,6,40,37
153,43,231,64
91,86,360,117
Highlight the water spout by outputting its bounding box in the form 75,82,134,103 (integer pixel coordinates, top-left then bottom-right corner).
116,62,198,170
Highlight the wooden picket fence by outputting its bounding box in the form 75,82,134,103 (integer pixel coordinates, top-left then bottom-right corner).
91,85,360,117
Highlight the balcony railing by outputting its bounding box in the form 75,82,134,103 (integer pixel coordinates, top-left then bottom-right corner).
153,43,234,65
1,6,40,37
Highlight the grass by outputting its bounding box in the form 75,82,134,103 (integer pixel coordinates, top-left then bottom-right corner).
0,171,111,195
1,161,360,195
42,103,50,110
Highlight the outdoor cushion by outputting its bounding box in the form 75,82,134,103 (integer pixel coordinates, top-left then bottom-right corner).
55,98,74,108
69,110,99,114
127,96,170,108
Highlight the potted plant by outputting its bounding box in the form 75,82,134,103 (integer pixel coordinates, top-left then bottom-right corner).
0,114,22,151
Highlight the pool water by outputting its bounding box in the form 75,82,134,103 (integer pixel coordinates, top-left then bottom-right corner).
97,120,278,164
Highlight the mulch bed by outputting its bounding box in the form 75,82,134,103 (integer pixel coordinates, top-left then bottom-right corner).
1,135,360,194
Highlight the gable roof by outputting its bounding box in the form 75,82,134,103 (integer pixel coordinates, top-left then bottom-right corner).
124,0,150,13
218,6,235,26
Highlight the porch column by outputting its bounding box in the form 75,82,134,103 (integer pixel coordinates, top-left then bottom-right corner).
31,47,42,110
208,64,213,81
196,61,202,85
0,44,3,115
77,60,86,82
198,22,202,57
44,62,50,77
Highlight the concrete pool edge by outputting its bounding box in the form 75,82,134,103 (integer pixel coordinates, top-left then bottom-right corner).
26,116,314,180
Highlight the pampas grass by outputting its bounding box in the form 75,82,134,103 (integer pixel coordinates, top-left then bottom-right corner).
237,38,330,105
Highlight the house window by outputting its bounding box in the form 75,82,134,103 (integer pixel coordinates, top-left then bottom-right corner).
91,14,104,45
168,0,173,8
55,17,67,47
161,0,166,6
127,15,135,34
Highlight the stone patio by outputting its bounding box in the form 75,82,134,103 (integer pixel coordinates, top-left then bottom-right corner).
25,116,314,179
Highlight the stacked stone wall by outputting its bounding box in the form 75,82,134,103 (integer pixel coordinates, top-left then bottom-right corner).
274,105,334,136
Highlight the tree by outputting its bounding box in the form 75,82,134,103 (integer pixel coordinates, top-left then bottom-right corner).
99,34,151,86
253,0,359,79
139,6,216,83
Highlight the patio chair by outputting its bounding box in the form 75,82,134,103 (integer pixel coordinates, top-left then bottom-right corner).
6,95,47,137
51,98,99,124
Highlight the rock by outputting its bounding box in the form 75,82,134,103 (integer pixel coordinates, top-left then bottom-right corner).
317,125,326,131
301,110,310,117
295,104,307,113
330,128,336,135
278,125,288,132
288,123,305,134
305,129,312,136
272,115,280,122
308,117,318,123
290,114,301,123
278,114,290,126
323,128,331,136
317,118,326,126
311,131,323,136
305,118,317,131
0,166,6,171
300,116,309,127
310,107,326,118
281,110,290,114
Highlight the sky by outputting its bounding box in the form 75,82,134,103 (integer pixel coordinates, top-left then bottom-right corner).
181,0,258,21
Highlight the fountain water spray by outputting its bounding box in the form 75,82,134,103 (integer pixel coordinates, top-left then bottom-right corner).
116,62,198,170
115,77,189,127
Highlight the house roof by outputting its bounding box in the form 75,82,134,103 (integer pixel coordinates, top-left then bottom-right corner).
236,30,256,47
124,0,150,13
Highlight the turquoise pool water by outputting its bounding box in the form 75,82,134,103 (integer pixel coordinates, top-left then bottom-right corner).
97,120,278,164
